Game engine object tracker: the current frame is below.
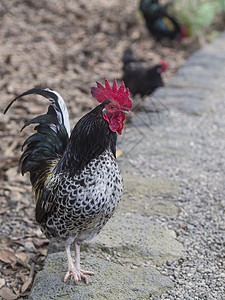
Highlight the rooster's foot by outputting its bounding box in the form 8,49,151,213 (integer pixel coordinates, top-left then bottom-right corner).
64,268,94,284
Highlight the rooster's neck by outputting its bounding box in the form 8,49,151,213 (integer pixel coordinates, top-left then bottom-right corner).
56,104,117,176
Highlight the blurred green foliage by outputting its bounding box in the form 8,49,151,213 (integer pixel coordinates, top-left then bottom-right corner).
173,0,225,36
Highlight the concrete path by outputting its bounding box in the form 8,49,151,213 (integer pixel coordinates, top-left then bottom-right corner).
30,33,225,300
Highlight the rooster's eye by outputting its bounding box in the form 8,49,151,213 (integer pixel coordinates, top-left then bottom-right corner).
109,105,114,109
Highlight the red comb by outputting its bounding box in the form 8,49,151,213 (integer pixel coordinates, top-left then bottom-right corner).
91,78,132,110
160,60,168,71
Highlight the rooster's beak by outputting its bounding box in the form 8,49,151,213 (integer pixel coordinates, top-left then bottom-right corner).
121,109,131,114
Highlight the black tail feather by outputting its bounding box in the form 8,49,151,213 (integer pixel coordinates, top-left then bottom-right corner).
4,88,70,187
21,114,58,131
4,88,59,114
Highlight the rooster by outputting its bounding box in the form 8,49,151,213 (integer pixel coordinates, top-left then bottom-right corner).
122,48,168,97
139,0,187,41
4,78,132,284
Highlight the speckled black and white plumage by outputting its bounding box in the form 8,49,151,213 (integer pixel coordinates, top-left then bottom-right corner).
41,149,123,244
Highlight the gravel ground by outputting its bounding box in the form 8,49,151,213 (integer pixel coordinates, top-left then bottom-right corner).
125,109,225,300
157,108,225,300
127,40,225,299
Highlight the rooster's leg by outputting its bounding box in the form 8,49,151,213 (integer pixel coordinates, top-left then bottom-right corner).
63,243,94,284
64,243,82,284
74,243,94,284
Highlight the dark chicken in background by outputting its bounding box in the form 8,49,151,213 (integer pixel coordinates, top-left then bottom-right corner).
139,0,187,41
4,79,132,284
122,48,168,97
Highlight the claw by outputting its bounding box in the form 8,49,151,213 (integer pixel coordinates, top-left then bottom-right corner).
80,269,94,284
64,268,80,284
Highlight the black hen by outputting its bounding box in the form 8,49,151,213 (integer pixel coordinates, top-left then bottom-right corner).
140,0,187,41
122,48,168,97
4,79,132,284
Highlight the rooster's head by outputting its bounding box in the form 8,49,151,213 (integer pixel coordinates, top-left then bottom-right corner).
91,78,132,135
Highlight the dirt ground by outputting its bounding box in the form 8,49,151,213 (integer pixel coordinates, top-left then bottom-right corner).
0,0,223,299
